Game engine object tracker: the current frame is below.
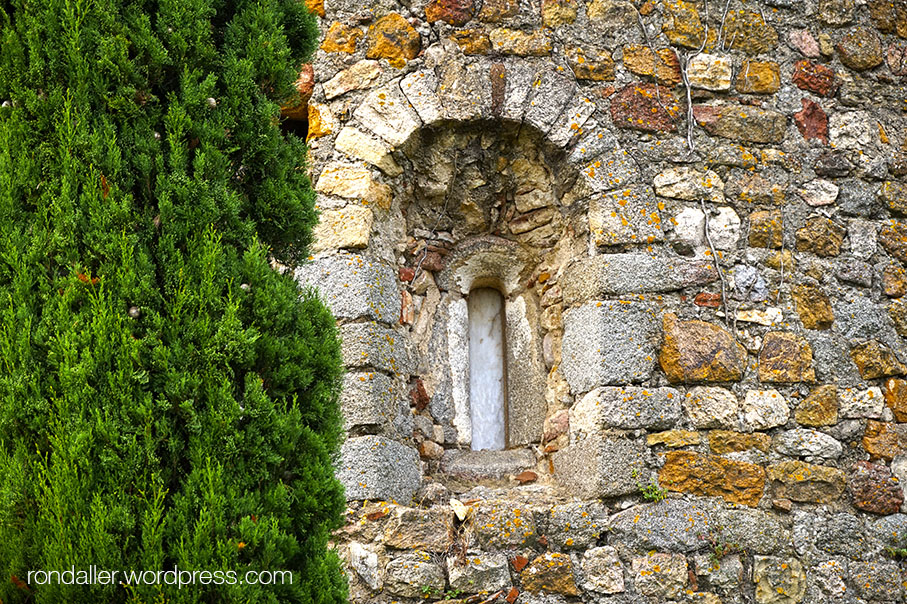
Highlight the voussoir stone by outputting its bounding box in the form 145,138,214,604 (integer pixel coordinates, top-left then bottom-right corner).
659,313,748,384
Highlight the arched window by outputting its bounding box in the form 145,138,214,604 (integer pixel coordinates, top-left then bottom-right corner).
467,287,507,450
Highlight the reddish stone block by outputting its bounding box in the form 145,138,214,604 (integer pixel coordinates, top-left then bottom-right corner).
850,461,904,515
794,98,828,145
609,83,680,133
425,0,475,25
792,60,838,97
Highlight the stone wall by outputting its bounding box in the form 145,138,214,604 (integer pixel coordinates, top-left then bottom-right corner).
292,0,907,601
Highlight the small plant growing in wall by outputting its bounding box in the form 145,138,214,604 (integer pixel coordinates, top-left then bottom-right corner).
632,469,668,502
698,527,744,568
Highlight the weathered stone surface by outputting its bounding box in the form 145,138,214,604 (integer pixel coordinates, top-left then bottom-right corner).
792,60,838,97
589,186,664,246
767,460,846,503
647,429,700,447
687,53,733,91
727,171,785,205
447,552,511,593
850,560,904,601
659,450,766,506
884,377,907,422
851,340,907,379
554,437,646,498
321,22,363,54
581,546,625,594
794,384,839,426
565,46,615,81
789,29,820,58
425,0,475,25
863,420,905,461
340,372,407,436
800,179,838,207
571,386,682,433
829,111,872,150
774,428,843,459
753,556,806,604
736,61,781,94
296,254,400,324
749,210,783,248
365,14,420,68
353,84,422,148
441,449,535,481
312,206,374,252
334,127,402,176
609,499,716,552
820,0,855,25
791,285,834,330
631,552,687,599
586,0,637,29
836,26,884,71
654,166,724,202
464,505,536,552
522,553,579,596
724,10,778,55
610,83,680,132
340,322,413,374
338,436,422,502
715,508,790,555
541,0,577,26
384,507,450,552
743,389,790,431
684,387,739,430
660,314,748,384
477,0,519,21
349,542,381,590
758,332,815,383
561,301,659,391
795,217,845,257
385,551,445,598
710,430,772,453
882,181,907,216
488,28,552,56
622,44,681,85
881,221,907,265
561,253,715,303
450,29,491,55
662,0,706,48
315,163,392,209
850,460,904,514
839,386,885,419
693,104,786,144
548,502,604,549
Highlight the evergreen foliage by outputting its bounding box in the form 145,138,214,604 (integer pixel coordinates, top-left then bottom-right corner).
0,1,347,602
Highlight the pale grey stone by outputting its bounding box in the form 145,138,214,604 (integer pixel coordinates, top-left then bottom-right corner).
693,554,743,590
839,387,885,419
684,387,740,430
501,60,538,122
340,322,414,375
570,386,682,433
554,437,647,498
296,253,400,324
811,559,848,598
838,181,879,217
774,429,843,459
653,167,724,202
869,513,907,551
829,111,873,151
440,449,535,481
473,499,540,548
589,186,664,246
548,91,596,148
353,82,422,148
524,70,575,137
576,148,641,193
582,546,625,594
848,219,877,260
742,389,790,431
561,253,717,304
437,60,492,122
385,552,445,598
447,552,511,593
561,301,660,392
850,560,903,601
609,500,717,553
631,552,688,598
709,206,741,250
349,542,382,590
548,502,606,550
803,331,863,386
337,436,422,502
341,372,411,438
715,508,791,555
400,69,442,124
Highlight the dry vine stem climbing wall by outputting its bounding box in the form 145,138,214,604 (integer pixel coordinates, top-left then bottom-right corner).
291,0,907,601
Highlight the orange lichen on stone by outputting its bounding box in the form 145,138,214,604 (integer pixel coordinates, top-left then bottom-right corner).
658,450,765,506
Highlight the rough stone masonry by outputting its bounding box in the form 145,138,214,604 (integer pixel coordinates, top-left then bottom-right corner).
290,0,907,601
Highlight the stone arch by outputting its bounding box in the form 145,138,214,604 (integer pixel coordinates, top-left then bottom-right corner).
300,50,661,501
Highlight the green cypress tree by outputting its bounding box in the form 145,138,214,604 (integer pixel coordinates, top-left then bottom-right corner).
0,1,347,602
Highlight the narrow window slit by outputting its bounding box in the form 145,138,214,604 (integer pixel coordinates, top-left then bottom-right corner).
467,287,507,451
